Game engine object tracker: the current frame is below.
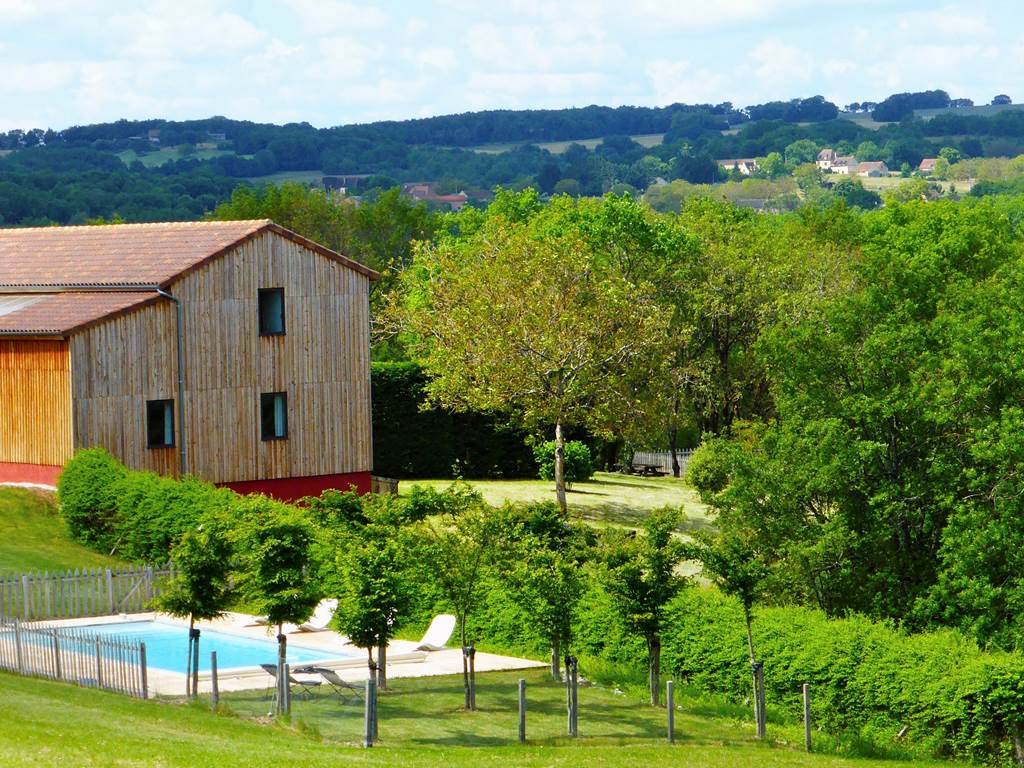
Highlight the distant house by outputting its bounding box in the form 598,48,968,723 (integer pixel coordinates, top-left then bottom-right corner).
830,156,857,175
857,161,889,177
402,182,470,211
0,220,378,500
147,129,161,144
718,158,758,175
918,158,938,174
816,148,837,170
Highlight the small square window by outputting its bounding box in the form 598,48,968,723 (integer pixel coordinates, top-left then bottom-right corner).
146,399,174,448
258,288,285,336
260,392,288,441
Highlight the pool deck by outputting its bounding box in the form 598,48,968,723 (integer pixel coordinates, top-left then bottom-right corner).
42,612,545,696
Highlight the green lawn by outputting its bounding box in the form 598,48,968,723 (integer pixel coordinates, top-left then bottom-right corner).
0,670,944,767
0,487,122,575
402,472,710,532
468,133,664,155
242,169,325,185
117,147,236,167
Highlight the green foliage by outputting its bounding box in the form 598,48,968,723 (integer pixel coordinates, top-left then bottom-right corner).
110,472,236,562
662,589,1024,763
230,497,322,629
154,521,233,622
370,361,535,479
685,438,736,500
532,440,594,487
56,448,128,551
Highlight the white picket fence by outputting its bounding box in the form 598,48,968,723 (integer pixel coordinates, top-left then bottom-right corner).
0,618,148,698
0,564,175,621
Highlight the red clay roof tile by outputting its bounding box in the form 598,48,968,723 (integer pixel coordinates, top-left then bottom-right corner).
0,292,159,334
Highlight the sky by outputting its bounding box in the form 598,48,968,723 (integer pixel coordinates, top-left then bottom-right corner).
1,0,1021,131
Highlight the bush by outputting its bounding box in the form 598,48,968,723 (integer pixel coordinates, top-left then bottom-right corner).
57,448,128,551
662,588,1024,762
533,440,594,487
371,361,535,479
685,438,734,500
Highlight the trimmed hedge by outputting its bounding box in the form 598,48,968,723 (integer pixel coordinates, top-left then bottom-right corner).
533,440,594,486
371,361,535,479
662,588,1024,763
56,447,127,551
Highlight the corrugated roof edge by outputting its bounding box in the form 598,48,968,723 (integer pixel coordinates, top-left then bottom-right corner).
0,293,162,337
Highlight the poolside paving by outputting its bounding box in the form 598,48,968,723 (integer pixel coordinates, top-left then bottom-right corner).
43,612,545,696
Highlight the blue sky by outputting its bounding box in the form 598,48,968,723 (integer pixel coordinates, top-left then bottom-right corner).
1,0,1021,131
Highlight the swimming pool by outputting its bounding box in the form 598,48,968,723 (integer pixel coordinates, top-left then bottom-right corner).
83,621,347,673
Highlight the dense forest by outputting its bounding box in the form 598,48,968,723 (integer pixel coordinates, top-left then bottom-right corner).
2,88,1024,226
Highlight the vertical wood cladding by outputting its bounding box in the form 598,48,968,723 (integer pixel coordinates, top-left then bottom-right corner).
0,340,73,466
68,231,372,483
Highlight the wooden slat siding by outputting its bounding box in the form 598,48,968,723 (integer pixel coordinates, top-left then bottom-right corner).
67,230,371,484
172,230,372,483
69,300,179,476
0,340,73,465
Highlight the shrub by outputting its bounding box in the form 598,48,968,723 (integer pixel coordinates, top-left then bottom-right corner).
57,448,128,551
685,437,735,500
661,588,1024,763
533,440,594,487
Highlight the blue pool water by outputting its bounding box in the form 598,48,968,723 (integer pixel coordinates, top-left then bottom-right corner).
84,621,346,673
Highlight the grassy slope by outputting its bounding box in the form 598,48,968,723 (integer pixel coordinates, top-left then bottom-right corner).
0,488,123,575
0,670,944,768
117,147,235,167
402,472,710,532
468,133,665,155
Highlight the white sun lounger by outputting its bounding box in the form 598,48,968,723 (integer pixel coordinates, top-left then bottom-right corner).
285,598,338,634
415,614,457,651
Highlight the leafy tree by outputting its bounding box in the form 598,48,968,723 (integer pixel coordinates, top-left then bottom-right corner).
757,151,787,179
394,190,663,512
855,140,882,161
831,177,882,209
599,507,687,705
417,496,493,709
153,521,233,697
328,499,417,689
783,139,819,166
489,502,590,678
231,498,322,686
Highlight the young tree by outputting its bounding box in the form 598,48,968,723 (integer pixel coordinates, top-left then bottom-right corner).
153,521,233,698
394,190,663,513
489,502,591,678
688,531,769,733
232,498,321,704
599,507,687,705
418,501,494,709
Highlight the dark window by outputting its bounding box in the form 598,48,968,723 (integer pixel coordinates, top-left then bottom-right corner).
260,392,288,440
258,288,285,336
146,399,174,448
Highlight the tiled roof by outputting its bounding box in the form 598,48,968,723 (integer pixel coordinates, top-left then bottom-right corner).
0,219,378,287
0,292,159,335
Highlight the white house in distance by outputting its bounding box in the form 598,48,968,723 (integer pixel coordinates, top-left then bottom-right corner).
856,161,889,177
718,158,759,175
816,148,837,170
830,155,857,175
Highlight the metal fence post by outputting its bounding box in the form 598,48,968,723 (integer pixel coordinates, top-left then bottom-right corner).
363,678,375,747
667,680,675,743
803,683,811,752
211,651,219,710
283,663,291,716
518,678,526,743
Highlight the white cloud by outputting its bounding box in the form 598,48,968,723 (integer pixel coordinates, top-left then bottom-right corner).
283,0,390,32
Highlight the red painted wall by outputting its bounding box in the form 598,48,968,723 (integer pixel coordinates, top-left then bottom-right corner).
220,471,372,503
0,462,62,486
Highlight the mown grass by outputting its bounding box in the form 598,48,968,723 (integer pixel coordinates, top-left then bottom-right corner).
468,133,664,155
0,487,123,575
116,147,235,167
401,472,710,532
0,669,948,767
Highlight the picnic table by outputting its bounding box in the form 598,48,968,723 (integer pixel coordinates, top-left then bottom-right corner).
618,463,668,477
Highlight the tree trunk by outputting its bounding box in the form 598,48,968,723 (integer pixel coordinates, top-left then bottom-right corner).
277,624,288,716
649,635,661,707
554,421,567,513
550,637,560,680
185,615,194,697
367,647,376,679
744,606,763,737
377,641,387,690
191,628,200,700
460,616,471,710
668,424,680,478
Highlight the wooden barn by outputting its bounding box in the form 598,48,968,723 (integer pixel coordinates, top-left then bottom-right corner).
0,220,377,500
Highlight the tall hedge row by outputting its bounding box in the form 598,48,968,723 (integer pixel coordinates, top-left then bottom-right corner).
371,361,535,479
662,589,1024,762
